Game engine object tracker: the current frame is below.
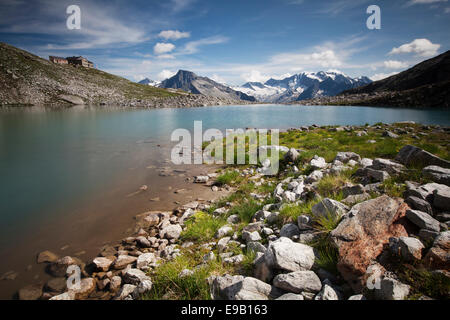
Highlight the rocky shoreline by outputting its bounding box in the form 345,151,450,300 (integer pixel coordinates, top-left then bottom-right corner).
9,122,450,300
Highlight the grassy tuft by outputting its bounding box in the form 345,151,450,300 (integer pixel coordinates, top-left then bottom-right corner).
142,249,231,300
216,170,240,186
309,236,339,276
227,199,264,224
181,212,227,242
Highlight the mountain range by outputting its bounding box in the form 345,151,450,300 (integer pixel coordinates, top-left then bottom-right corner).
140,70,372,103
141,70,256,102
295,50,450,108
233,71,372,102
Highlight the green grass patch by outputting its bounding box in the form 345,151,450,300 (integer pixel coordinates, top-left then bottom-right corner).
216,170,240,186
279,198,321,222
309,236,339,276
227,199,265,224
181,212,227,242
142,249,231,300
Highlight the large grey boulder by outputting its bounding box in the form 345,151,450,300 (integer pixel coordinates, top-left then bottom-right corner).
311,198,349,218
423,165,450,186
265,237,315,272
273,271,322,294
371,158,405,175
395,145,450,168
406,209,440,232
209,275,276,300
227,277,276,300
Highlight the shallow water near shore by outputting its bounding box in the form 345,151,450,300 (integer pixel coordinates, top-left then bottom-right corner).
0,104,449,299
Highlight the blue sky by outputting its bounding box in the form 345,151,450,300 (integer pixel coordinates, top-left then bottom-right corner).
0,0,449,85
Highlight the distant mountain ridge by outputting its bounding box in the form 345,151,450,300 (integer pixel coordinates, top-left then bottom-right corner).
344,50,450,95
158,70,256,102
292,51,450,108
233,71,372,103
138,78,161,87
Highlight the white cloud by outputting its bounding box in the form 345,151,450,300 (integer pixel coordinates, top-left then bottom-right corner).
407,0,448,5
383,60,409,69
182,36,229,54
210,74,227,84
271,73,293,80
389,39,440,57
156,54,175,59
3,1,151,50
158,30,190,40
241,70,270,83
370,72,399,81
154,42,176,55
157,69,177,80
270,49,342,69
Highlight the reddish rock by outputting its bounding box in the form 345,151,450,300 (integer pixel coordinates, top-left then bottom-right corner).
424,231,450,270
330,196,410,291
134,211,169,230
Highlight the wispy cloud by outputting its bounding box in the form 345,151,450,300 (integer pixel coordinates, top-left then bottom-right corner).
316,0,372,15
406,0,448,6
158,30,191,40
383,60,409,69
370,72,399,81
181,36,229,54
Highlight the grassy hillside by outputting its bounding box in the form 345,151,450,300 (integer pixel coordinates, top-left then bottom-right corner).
0,42,181,106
